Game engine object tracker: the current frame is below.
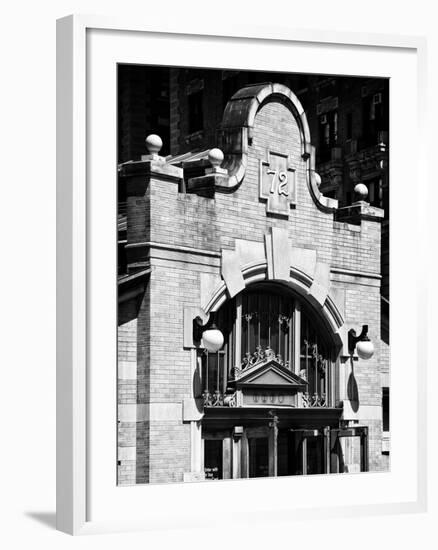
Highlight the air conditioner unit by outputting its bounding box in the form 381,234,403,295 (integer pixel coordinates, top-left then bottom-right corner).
373,93,382,105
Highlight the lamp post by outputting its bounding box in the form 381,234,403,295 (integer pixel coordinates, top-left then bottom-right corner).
193,312,224,353
348,324,374,360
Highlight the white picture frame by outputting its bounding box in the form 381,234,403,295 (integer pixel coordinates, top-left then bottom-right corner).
56,15,428,535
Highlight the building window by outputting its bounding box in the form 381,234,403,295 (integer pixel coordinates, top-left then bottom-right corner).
199,284,336,407
199,300,234,406
201,350,227,403
300,310,332,407
241,291,293,367
362,92,388,147
318,111,338,162
188,90,204,134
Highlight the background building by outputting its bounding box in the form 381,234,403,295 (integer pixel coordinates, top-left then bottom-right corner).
117,67,390,485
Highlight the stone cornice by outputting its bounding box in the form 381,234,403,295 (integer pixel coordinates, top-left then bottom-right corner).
125,241,221,258
335,201,384,223
119,158,183,187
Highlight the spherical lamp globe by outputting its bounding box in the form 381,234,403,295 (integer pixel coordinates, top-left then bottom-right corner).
356,339,374,360
202,328,224,353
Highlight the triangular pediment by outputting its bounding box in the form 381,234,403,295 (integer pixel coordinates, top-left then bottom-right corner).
236,359,307,390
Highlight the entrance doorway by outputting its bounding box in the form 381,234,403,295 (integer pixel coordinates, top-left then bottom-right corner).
288,427,369,475
202,424,369,480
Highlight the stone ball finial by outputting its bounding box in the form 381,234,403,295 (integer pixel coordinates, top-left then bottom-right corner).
145,134,163,156
208,148,224,168
354,183,368,201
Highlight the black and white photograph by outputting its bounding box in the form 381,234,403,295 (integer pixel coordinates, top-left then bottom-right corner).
1,0,434,544
117,65,390,485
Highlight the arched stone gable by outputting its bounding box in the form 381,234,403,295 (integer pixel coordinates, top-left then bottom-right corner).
216,82,338,213
203,267,343,351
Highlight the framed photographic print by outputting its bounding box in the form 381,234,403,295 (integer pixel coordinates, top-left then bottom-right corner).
56,15,427,535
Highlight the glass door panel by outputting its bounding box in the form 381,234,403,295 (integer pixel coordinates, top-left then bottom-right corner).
277,430,299,476
289,430,327,475
248,437,269,478
306,436,324,474
204,439,223,480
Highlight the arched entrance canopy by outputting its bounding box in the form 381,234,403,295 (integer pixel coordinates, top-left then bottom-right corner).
204,259,344,353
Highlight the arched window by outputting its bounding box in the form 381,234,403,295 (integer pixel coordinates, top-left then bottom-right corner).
299,307,334,407
241,289,292,367
199,284,337,408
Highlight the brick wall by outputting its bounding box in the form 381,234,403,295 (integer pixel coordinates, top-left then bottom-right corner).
117,315,138,485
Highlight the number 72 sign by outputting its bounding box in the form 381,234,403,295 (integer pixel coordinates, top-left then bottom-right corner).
259,151,296,217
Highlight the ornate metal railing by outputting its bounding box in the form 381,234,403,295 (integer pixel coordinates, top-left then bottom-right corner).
300,340,328,407
234,345,288,378
302,392,327,407
202,389,237,407
201,343,330,408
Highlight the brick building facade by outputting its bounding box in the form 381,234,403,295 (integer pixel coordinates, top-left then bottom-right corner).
117,73,389,485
